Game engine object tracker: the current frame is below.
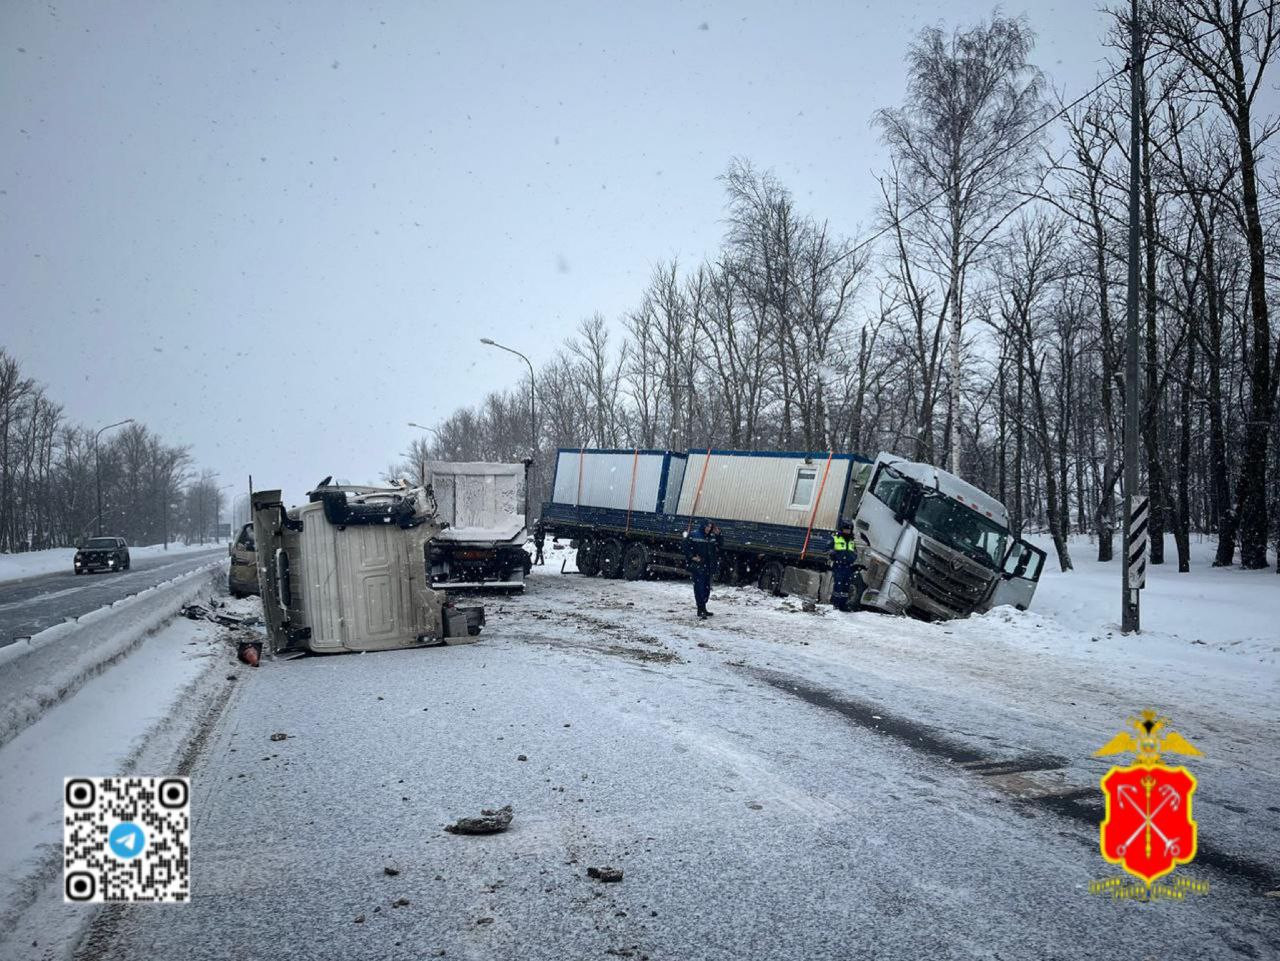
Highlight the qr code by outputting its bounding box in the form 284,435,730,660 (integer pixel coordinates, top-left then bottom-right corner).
64,777,190,903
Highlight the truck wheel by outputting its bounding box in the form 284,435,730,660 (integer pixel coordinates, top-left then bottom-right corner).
576,539,601,577
758,560,786,596
622,543,650,580
598,538,625,578
720,554,746,586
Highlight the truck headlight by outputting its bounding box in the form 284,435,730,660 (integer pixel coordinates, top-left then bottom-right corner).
887,583,909,607
108,558,116,566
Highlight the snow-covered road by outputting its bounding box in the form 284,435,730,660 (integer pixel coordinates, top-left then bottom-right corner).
0,545,226,645
69,553,1279,961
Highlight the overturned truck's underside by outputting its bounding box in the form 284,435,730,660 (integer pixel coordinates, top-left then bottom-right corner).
252,483,484,656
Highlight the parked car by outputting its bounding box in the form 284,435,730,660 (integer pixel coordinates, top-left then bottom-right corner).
227,522,260,598
74,536,131,574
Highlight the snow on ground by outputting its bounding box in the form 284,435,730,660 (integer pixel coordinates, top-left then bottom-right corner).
0,541,221,585
0,565,226,746
0,612,229,953
1025,532,1280,660
69,545,1278,961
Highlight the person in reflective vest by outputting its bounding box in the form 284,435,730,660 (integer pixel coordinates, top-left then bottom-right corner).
830,521,862,611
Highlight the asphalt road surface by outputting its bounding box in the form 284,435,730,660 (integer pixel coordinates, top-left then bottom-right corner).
0,548,226,646
73,570,1279,961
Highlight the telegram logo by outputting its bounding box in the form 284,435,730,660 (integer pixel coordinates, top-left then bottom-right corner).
108,821,145,860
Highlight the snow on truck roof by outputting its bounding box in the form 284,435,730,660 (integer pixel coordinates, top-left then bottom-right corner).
884,457,1010,526
427,461,526,475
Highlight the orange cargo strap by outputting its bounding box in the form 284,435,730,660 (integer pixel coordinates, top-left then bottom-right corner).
624,448,640,534
799,451,835,560
576,447,585,509
685,450,713,533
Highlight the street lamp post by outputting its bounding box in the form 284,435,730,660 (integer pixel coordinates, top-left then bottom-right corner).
93,419,133,536
480,338,536,524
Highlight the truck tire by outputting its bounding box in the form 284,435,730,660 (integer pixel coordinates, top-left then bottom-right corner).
622,542,650,580
576,539,601,577
598,538,625,578
720,554,746,586
758,560,786,596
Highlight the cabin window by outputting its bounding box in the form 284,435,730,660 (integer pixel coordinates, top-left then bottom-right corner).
789,467,817,508
870,466,911,516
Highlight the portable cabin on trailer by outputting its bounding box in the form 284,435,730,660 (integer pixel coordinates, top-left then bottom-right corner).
539,446,873,592
549,448,686,515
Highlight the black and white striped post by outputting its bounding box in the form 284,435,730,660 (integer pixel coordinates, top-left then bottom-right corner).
1128,495,1150,590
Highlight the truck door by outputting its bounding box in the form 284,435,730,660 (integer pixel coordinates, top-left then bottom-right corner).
990,538,1046,611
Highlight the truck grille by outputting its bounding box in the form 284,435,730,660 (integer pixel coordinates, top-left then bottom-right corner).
912,538,994,617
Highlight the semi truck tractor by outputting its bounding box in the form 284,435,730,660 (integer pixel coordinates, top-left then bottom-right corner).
539,447,1045,619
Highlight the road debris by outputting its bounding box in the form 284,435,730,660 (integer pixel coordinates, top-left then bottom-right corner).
383,864,401,876
587,866,624,883
269,732,289,742
391,897,410,908
444,804,513,835
180,602,261,628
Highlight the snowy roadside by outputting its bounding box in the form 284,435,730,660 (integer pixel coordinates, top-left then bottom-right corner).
0,542,221,586
69,553,1278,961
538,539,1278,863
0,602,244,961
0,562,227,749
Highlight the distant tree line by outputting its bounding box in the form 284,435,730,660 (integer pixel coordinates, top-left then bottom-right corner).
0,349,226,552
393,4,1280,574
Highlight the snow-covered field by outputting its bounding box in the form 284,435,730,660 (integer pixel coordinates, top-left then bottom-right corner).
0,541,221,585
1025,533,1279,661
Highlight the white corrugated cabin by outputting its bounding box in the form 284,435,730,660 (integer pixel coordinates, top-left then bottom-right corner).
675,450,870,530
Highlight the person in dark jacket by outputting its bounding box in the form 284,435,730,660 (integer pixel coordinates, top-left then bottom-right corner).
684,520,722,618
830,520,862,612
532,518,546,566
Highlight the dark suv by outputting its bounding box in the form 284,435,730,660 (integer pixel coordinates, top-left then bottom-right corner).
75,536,131,574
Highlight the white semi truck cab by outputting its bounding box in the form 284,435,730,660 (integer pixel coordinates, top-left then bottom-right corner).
851,453,1046,619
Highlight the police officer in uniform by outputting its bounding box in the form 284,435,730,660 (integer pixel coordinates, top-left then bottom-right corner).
684,520,722,618
830,520,862,612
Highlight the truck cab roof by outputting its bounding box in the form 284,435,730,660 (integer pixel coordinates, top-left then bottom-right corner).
878,455,1010,529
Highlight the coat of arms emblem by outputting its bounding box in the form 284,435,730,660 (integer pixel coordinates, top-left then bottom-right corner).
1094,709,1202,887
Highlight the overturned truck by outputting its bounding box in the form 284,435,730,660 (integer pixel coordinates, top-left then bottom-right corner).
252,481,484,655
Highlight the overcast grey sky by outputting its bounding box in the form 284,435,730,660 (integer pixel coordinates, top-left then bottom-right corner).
3,1,1116,505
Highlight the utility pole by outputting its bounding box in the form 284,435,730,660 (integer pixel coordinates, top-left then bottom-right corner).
1122,0,1142,633
93,419,133,536
480,338,537,525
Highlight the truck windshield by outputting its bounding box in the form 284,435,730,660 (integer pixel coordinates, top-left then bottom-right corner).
912,492,1008,570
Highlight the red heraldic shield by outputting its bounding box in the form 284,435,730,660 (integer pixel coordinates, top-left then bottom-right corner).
1100,764,1198,885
